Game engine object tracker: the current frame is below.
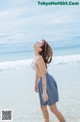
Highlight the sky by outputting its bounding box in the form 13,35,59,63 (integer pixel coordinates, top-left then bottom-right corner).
0,0,80,43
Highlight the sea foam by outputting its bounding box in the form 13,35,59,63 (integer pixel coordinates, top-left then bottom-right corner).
0,54,80,71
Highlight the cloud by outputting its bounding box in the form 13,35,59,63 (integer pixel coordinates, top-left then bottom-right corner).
0,0,80,43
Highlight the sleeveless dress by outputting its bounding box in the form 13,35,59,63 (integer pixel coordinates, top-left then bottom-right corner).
31,58,59,106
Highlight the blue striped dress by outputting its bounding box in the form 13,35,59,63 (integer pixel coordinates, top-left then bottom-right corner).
38,72,59,106
31,60,59,106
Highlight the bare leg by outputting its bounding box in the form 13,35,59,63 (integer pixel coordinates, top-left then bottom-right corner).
49,104,66,122
41,105,49,122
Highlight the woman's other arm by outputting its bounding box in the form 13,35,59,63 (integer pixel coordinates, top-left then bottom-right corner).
34,72,39,92
36,55,48,101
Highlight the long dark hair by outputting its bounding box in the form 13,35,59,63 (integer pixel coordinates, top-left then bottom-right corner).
39,39,53,68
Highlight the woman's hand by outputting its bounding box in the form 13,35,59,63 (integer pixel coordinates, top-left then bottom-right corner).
42,91,48,102
34,84,39,93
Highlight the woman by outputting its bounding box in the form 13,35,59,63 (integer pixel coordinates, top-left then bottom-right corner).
31,39,66,122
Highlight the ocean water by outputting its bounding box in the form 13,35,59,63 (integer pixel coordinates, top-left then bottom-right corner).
0,37,80,62
0,39,80,122
0,40,80,71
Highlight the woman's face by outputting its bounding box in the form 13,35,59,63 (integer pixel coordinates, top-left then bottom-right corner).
33,40,44,52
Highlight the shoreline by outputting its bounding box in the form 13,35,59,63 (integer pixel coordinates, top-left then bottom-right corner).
0,54,80,72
